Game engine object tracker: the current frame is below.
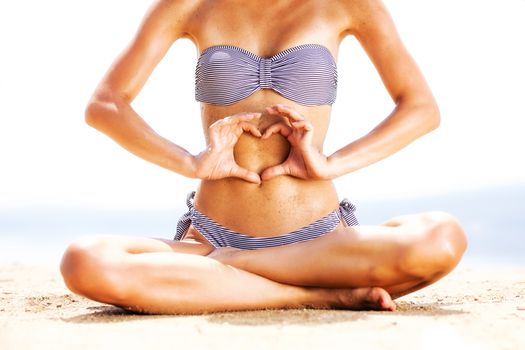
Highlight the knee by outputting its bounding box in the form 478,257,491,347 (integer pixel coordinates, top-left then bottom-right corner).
60,235,128,304
403,211,468,277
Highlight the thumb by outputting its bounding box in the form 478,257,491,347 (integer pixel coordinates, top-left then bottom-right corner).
231,165,261,184
260,164,288,181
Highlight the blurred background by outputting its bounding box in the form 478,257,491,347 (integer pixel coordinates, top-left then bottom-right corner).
0,0,523,266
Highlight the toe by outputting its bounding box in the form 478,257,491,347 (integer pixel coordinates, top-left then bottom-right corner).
371,287,396,311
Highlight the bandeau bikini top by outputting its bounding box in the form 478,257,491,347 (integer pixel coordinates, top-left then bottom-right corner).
195,43,338,106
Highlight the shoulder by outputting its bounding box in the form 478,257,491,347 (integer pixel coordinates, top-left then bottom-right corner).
336,0,394,38
141,0,203,39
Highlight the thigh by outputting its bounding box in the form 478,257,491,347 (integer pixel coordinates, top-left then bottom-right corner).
65,229,214,260
61,231,215,293
217,210,466,288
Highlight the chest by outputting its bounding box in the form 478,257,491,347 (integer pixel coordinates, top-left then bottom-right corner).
188,0,348,58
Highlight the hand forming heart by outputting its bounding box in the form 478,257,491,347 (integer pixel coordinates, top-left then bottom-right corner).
192,105,335,184
260,104,334,181
192,111,263,184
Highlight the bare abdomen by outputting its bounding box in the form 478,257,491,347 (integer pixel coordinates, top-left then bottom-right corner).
195,96,337,237
194,129,339,237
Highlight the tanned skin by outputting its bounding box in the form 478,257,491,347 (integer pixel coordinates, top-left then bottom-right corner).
60,0,467,314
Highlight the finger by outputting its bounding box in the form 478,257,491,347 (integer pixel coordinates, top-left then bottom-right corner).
229,112,262,122
209,117,225,129
260,164,288,181
262,122,292,139
266,104,305,121
239,121,262,137
214,113,261,135
219,113,260,128
265,106,278,114
231,165,261,184
208,120,224,138
291,120,314,132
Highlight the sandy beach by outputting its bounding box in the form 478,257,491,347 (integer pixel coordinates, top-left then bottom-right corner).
0,264,523,350
1,0,524,348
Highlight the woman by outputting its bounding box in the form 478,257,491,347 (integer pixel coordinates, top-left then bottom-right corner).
61,0,467,314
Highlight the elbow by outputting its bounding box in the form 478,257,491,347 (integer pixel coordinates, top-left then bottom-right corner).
397,91,441,137
426,101,441,132
84,102,99,128
412,100,440,137
84,96,121,129
396,99,441,142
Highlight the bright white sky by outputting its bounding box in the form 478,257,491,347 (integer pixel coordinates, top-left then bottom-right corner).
1,0,524,210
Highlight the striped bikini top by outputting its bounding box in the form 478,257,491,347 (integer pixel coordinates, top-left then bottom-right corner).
195,43,338,106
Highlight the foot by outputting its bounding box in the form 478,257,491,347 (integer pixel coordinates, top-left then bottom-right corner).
333,287,396,311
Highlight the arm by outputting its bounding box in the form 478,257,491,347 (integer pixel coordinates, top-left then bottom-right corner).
84,0,262,183
328,0,440,177
260,0,440,181
85,0,198,177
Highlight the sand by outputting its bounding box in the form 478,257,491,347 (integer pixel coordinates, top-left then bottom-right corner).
0,264,524,350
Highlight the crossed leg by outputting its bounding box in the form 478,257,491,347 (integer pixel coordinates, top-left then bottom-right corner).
60,211,466,314
207,211,468,299
60,236,394,314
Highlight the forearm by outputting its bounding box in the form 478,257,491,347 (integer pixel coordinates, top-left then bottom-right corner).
328,100,440,177
85,96,196,178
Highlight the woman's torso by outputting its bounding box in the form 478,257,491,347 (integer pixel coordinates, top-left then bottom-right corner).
182,0,351,237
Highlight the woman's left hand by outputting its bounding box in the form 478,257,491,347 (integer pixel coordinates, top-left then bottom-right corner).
260,104,336,181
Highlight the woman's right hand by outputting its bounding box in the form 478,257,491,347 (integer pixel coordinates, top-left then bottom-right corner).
192,112,262,184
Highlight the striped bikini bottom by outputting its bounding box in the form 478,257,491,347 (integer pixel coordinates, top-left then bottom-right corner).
174,191,359,250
